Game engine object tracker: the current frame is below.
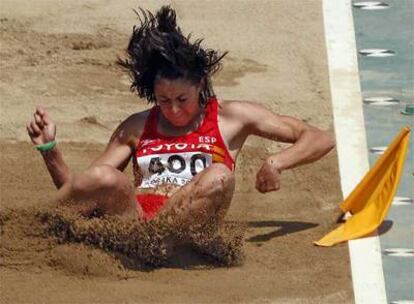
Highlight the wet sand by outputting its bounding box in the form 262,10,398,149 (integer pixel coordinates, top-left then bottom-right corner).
0,1,353,303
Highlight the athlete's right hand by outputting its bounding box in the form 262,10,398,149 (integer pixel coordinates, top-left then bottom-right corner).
26,106,56,145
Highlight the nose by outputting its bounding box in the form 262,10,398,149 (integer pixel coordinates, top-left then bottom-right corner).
170,102,181,115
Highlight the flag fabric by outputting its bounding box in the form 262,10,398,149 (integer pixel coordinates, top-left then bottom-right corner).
315,127,410,247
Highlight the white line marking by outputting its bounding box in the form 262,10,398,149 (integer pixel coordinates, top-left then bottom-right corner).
322,0,387,303
370,146,387,154
353,1,384,6
353,2,390,10
383,248,414,257
359,49,396,57
363,97,400,106
392,197,413,206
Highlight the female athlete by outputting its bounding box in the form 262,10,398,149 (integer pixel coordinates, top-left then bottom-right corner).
26,6,334,231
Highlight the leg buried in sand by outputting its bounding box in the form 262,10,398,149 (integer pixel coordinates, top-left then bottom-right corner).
46,163,241,266
156,163,235,229
56,163,235,231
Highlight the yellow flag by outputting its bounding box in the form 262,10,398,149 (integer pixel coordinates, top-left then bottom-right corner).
315,127,410,247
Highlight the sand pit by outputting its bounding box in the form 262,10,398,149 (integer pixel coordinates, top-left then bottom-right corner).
0,1,353,303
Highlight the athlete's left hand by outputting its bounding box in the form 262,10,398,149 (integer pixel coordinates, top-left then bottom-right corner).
255,157,282,193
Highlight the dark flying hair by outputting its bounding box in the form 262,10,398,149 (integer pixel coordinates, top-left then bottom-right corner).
117,6,227,105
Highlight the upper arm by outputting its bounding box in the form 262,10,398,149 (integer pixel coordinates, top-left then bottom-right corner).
224,100,313,143
90,111,148,171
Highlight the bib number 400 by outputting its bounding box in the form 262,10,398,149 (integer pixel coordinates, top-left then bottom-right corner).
148,154,207,176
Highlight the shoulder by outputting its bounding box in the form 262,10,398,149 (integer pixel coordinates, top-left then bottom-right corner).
218,99,277,125
120,109,152,130
109,108,152,145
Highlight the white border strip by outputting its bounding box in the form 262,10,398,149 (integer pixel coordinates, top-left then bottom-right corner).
322,1,387,303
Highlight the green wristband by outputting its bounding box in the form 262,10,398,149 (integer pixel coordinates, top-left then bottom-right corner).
36,140,57,152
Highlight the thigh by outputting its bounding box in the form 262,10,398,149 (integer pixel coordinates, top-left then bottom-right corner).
57,165,142,218
156,163,235,226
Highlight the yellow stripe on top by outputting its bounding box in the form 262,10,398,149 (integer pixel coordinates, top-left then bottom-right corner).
213,154,225,163
212,145,226,163
213,145,226,157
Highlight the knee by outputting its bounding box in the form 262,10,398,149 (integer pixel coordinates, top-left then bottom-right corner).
71,165,121,193
202,163,235,193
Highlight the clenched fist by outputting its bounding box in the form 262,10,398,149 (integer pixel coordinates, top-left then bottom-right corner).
255,157,282,193
26,106,56,145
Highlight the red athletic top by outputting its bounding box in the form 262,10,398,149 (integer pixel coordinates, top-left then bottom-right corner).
134,97,235,220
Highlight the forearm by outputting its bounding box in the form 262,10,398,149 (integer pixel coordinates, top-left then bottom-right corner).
40,146,72,189
269,129,335,171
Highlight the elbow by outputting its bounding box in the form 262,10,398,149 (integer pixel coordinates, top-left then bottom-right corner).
320,130,335,154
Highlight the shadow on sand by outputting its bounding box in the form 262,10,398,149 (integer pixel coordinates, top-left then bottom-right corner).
246,220,318,243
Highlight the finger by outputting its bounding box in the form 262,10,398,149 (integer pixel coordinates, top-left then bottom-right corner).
255,179,267,193
256,173,268,186
256,176,270,192
36,106,52,125
266,179,280,191
42,111,52,126
255,176,263,191
257,185,267,194
36,105,46,116
34,113,44,129
38,107,53,127
258,179,280,193
257,185,275,193
26,122,35,136
30,121,41,135
265,185,279,192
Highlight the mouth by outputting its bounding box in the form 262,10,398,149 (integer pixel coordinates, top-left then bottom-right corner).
170,114,186,122
171,114,183,120
170,118,187,127
160,111,189,127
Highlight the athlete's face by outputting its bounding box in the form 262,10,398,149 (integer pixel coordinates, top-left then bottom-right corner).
154,78,202,127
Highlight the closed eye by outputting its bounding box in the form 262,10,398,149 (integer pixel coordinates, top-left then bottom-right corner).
178,97,187,102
